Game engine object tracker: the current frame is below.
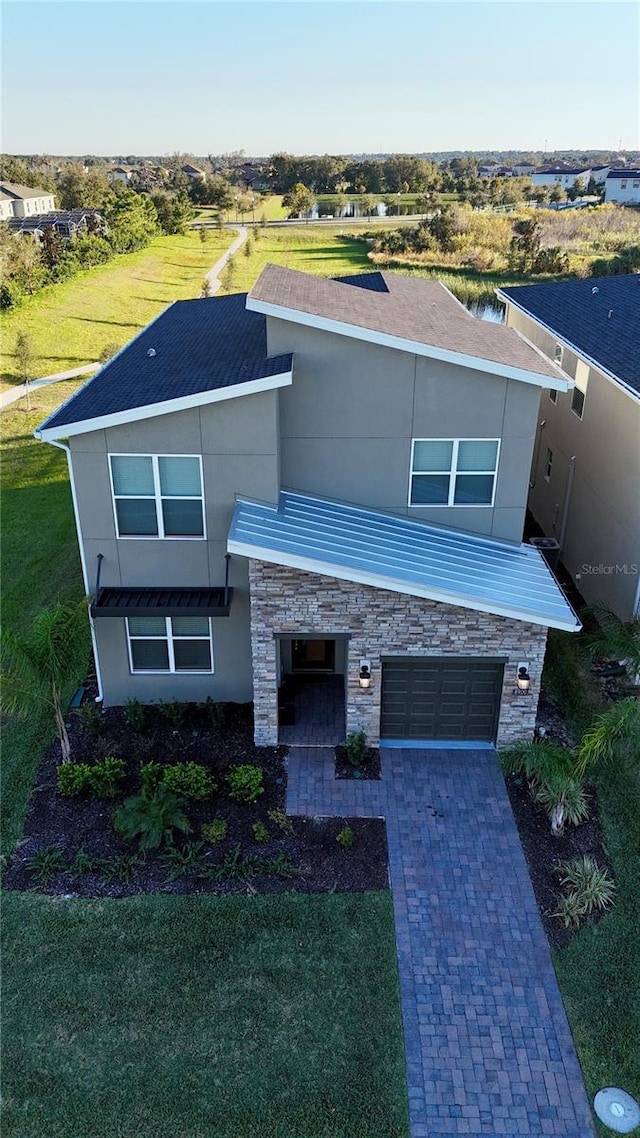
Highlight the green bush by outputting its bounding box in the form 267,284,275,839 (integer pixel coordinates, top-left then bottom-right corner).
162,762,216,800
197,696,226,728
337,826,355,849
156,700,187,729
139,761,162,794
124,698,146,732
201,818,228,844
345,731,367,766
57,762,93,797
267,807,294,836
554,856,616,927
252,822,269,843
88,756,126,798
227,764,264,803
77,701,105,736
26,846,65,883
113,784,191,850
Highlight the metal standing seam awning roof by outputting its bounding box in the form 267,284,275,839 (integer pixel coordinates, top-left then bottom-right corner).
227,492,581,632
91,587,233,618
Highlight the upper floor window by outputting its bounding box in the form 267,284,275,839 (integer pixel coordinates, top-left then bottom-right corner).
571,360,589,420
110,454,205,538
554,343,564,365
621,181,628,189
548,388,558,404
410,439,500,507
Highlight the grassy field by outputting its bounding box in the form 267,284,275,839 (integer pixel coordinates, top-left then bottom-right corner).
0,229,234,388
229,225,371,292
542,633,640,1126
194,194,288,223
1,382,88,858
2,890,409,1138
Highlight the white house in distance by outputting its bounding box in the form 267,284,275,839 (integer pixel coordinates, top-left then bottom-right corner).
498,274,640,621
0,182,56,221
530,166,594,188
181,164,206,181
605,169,640,204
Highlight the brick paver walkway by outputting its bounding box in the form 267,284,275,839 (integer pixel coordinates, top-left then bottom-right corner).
286,745,595,1137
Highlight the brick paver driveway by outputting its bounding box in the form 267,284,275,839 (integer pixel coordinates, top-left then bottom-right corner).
286,746,595,1137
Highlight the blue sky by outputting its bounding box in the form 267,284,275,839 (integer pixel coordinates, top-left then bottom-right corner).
3,1,638,155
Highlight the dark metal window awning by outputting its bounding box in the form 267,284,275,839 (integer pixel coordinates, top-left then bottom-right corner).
91,586,233,619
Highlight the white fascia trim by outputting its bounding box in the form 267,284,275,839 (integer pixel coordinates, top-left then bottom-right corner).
246,296,570,391
227,538,581,632
496,291,640,404
35,371,293,441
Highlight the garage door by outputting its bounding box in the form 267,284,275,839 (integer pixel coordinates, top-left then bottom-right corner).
380,658,504,743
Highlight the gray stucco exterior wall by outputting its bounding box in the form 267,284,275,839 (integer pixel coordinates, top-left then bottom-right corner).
505,306,640,619
266,316,540,544
70,392,280,705
248,560,547,748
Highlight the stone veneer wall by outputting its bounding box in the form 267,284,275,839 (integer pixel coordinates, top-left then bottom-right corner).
248,560,548,748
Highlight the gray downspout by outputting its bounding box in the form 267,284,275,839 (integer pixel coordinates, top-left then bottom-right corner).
558,455,576,554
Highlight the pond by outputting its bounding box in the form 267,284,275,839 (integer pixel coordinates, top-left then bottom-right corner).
303,200,426,220
467,302,504,323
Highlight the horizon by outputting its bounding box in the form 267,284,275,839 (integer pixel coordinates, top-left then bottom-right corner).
3,1,638,155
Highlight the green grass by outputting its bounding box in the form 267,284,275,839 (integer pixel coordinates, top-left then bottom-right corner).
2,890,409,1138
227,226,372,292
194,194,288,223
0,229,234,387
1,382,87,858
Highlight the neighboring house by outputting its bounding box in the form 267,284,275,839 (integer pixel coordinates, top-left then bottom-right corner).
181,164,206,181
512,163,537,177
107,166,132,184
36,267,579,748
0,182,56,220
530,167,592,188
6,208,104,241
498,275,640,621
590,164,611,185
605,169,640,204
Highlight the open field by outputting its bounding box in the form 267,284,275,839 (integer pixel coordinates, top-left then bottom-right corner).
0,230,234,388
2,890,408,1138
194,194,288,223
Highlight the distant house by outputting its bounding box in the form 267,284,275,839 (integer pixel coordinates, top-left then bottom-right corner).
7,208,105,242
0,182,56,221
498,275,640,621
478,163,501,178
512,163,537,177
530,167,592,188
605,169,640,204
107,167,132,185
181,164,206,181
590,165,611,186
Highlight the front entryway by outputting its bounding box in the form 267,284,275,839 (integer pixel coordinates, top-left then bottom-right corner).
380,657,504,743
291,638,335,673
278,675,345,746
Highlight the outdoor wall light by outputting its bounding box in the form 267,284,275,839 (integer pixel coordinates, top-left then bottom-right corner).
515,664,532,695
358,659,372,690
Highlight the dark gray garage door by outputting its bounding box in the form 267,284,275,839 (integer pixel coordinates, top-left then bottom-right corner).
380,657,504,742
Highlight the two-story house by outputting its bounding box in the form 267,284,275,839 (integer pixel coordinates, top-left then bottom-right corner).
0,182,57,221
498,274,640,621
604,169,640,204
36,267,579,748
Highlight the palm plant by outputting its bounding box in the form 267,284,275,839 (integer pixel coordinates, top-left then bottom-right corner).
501,740,588,836
1,601,89,763
114,783,191,850
584,601,640,683
577,697,640,773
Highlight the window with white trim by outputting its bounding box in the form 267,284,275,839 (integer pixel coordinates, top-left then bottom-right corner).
571,360,589,420
126,616,213,673
110,454,204,538
410,439,500,507
554,343,563,365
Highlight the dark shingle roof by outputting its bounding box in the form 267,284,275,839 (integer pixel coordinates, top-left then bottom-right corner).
499,275,640,394
606,169,640,179
333,271,390,293
39,294,292,434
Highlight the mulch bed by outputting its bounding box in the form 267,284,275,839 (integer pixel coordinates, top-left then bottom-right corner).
3,693,387,899
335,745,381,780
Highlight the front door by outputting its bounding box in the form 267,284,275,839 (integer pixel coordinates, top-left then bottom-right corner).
291,639,335,673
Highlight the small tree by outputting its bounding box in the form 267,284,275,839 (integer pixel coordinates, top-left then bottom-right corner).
15,330,35,410
578,698,640,773
99,341,120,365
1,601,89,763
282,182,315,219
201,278,212,298
585,601,640,683
243,236,253,258
509,218,542,273
198,226,208,245
220,258,236,293
502,740,588,836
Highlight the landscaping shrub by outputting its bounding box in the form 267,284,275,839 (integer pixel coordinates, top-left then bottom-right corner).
554,856,616,928
57,762,93,797
252,822,269,843
139,761,162,793
156,700,187,729
77,701,105,736
345,731,367,766
26,847,65,884
267,807,294,835
162,762,216,800
124,698,146,733
337,826,355,849
201,818,228,843
88,756,126,798
227,764,264,802
197,696,226,728
162,841,205,880
113,784,191,850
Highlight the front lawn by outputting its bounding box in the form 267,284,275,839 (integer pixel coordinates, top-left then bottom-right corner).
0,229,234,387
2,890,409,1138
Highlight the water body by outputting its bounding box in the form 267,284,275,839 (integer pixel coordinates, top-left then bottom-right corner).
303,201,428,220
467,303,504,323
